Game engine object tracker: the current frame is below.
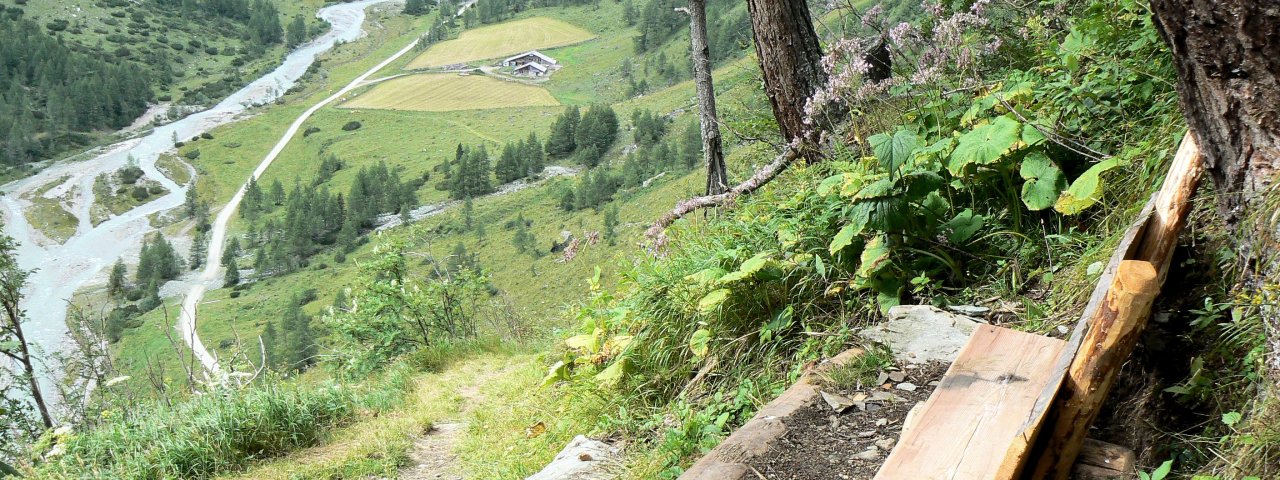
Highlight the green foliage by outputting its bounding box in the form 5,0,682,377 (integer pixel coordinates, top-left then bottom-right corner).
324,239,488,376
38,382,357,479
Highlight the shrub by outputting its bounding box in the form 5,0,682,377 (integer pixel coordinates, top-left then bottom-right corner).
129,186,150,201
183,149,200,160
341,121,362,131
303,126,321,137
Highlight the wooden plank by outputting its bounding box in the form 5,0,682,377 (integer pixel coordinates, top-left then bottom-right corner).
874,325,1066,480
1075,438,1136,475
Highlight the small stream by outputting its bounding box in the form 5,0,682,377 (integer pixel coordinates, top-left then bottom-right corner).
0,0,397,409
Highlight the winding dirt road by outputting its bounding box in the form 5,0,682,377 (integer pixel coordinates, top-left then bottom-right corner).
179,37,422,376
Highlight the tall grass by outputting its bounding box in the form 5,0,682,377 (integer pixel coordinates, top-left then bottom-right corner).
39,383,355,479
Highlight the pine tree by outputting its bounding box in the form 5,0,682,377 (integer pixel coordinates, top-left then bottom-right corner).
107,259,127,301
286,15,307,48
224,258,240,287
241,178,264,221
221,237,241,267
603,204,620,245
270,179,286,206
525,132,545,176
190,230,208,270
546,106,580,157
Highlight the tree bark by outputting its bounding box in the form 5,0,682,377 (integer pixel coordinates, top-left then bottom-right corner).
1151,0,1280,227
747,0,828,152
1151,0,1280,376
687,0,728,195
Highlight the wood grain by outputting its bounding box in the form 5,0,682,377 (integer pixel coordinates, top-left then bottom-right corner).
875,325,1066,479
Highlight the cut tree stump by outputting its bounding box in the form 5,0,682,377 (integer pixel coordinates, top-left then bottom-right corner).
874,325,1066,479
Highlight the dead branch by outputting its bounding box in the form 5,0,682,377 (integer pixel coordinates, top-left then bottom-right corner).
646,145,802,239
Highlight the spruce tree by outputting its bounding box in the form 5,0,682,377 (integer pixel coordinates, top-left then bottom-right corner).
545,106,580,157
224,258,240,287
221,237,240,267
604,204,619,245
107,259,127,301
286,15,307,48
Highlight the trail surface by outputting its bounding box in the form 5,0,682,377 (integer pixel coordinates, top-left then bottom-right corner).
180,36,422,376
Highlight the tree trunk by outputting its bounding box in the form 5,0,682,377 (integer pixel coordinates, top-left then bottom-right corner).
1151,1,1280,226
747,0,828,152
687,0,727,195
1150,0,1280,376
2,289,54,430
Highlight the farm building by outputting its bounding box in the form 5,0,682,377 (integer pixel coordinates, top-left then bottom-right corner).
513,62,549,77
500,50,558,67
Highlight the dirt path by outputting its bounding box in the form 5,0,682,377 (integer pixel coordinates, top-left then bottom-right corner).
397,361,519,479
177,33,423,377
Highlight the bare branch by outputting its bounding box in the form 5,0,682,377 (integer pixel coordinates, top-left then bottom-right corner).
646,145,802,239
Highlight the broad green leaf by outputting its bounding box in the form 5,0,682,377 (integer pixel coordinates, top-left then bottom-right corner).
688,328,711,357
855,178,896,200
829,224,859,255
0,340,18,354
697,289,731,312
1222,411,1243,426
949,116,1023,175
564,333,598,352
1022,123,1047,146
944,209,985,243
817,174,845,196
1019,152,1066,211
902,171,944,201
915,137,956,166
1151,460,1173,480
870,129,918,173
1054,157,1123,215
857,235,891,279
684,267,727,285
595,358,628,387
541,360,569,386
719,253,771,283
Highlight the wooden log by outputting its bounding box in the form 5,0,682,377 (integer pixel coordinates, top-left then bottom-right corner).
1136,134,1205,279
1029,260,1160,479
1004,132,1204,479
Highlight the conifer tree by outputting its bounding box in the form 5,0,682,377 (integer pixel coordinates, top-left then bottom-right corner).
107,259,127,301
286,15,307,48
261,320,278,370
224,258,240,287
546,106,580,157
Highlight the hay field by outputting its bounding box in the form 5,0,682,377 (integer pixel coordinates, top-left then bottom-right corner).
405,17,594,69
341,74,560,112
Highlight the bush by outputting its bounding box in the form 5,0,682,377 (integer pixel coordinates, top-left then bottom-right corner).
118,166,144,184
341,121,362,131
129,186,150,201
184,149,200,160
303,126,321,137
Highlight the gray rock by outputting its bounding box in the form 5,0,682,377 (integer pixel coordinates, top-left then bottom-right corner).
860,305,985,364
895,382,918,392
525,435,619,480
